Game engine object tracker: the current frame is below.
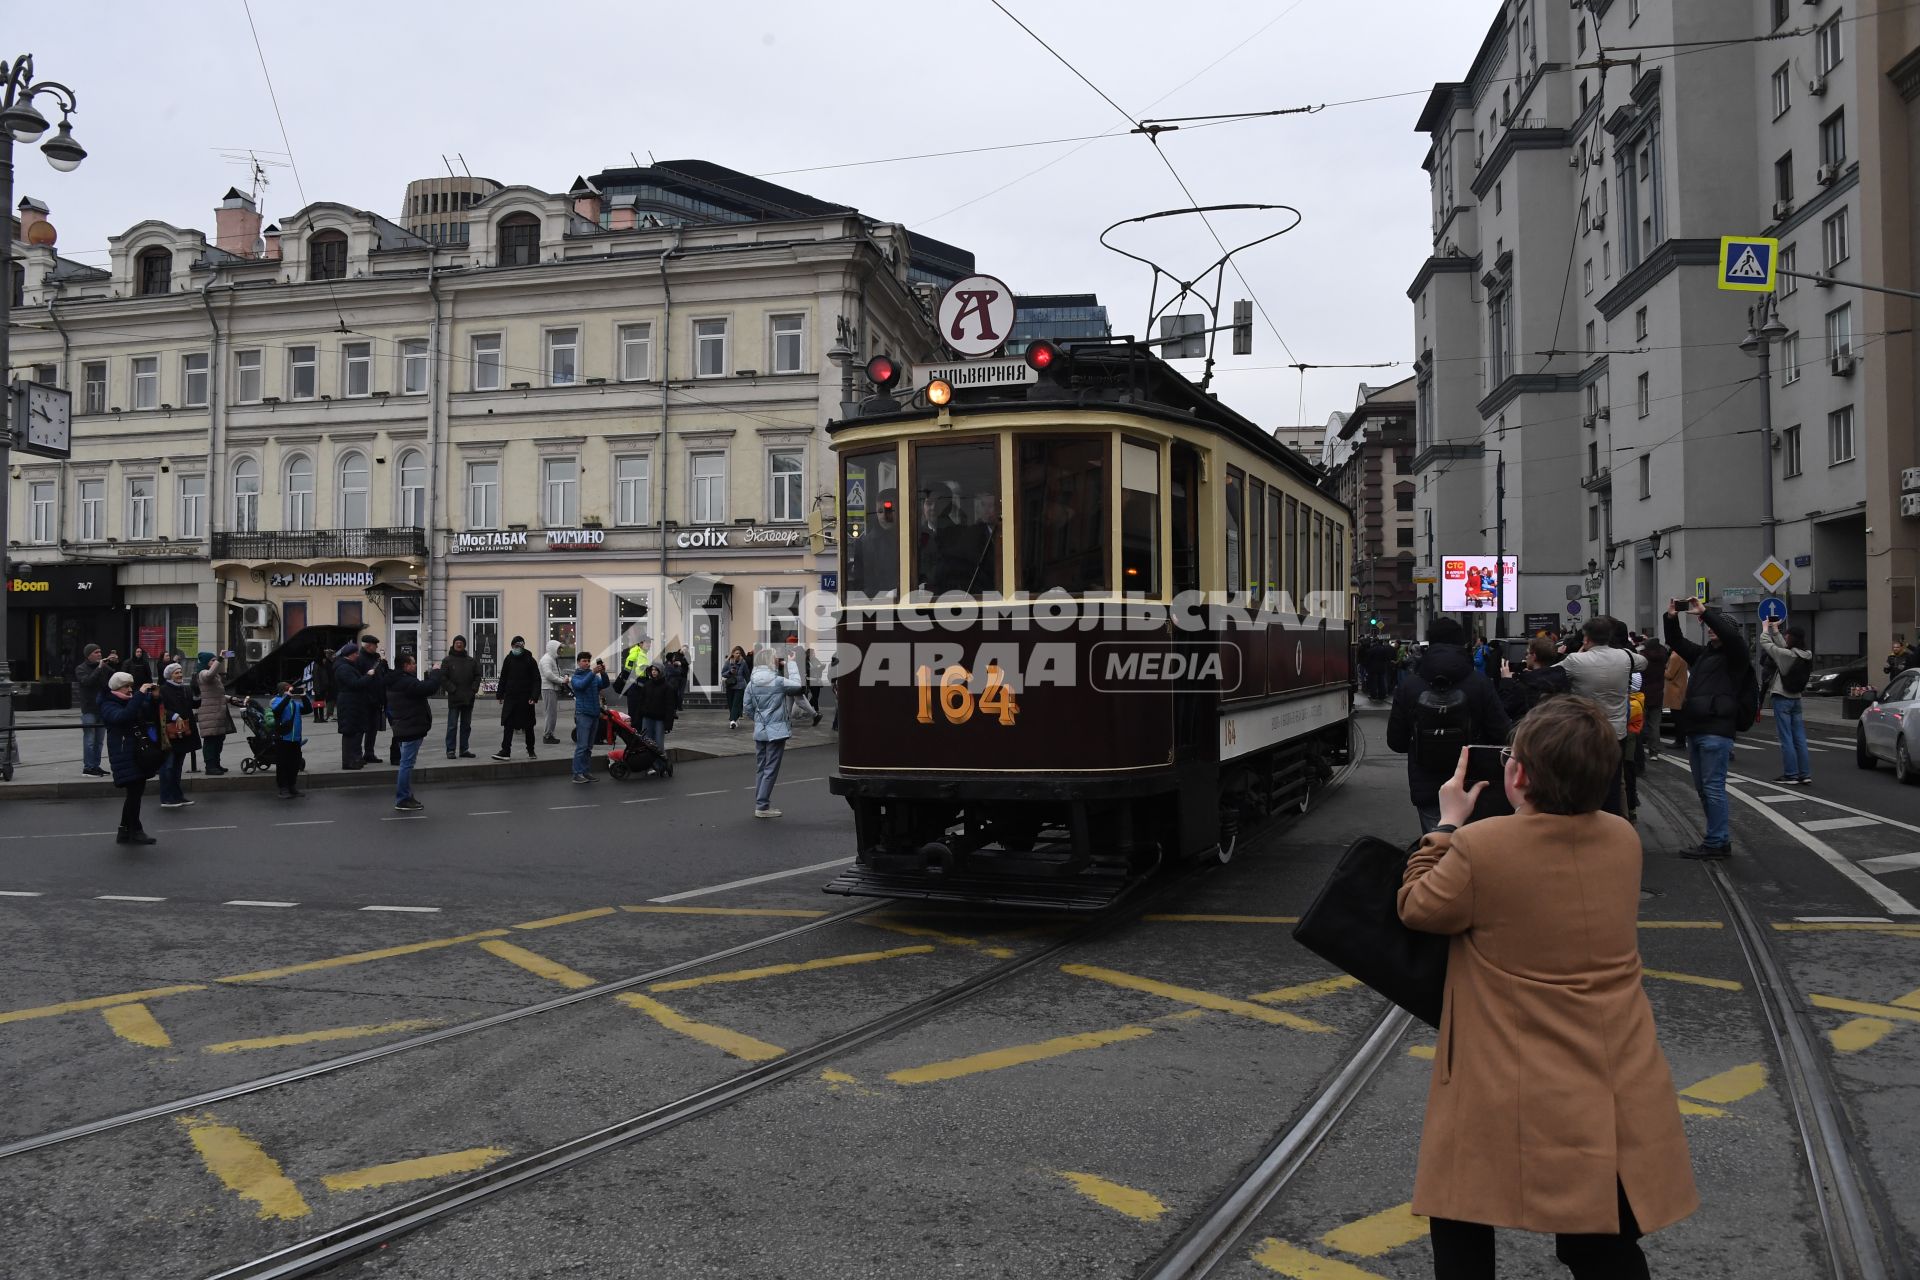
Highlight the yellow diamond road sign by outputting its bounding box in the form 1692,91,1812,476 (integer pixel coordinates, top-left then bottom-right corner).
1754,556,1791,592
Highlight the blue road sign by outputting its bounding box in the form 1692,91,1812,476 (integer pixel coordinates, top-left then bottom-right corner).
1758,596,1788,623
819,572,839,593
1567,600,1583,616
1718,236,1778,292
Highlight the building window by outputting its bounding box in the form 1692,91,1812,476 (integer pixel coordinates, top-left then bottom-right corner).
1826,303,1854,363
1395,490,1413,512
288,345,317,400
232,457,260,532
401,338,429,395
1487,289,1512,384
544,593,579,658
1822,209,1850,270
695,319,729,378
236,349,263,403
136,247,171,296
1772,64,1792,117
615,594,651,653
1780,244,1799,295
396,450,425,528
125,475,156,540
126,355,159,411
769,448,803,522
78,477,104,541
1396,526,1414,549
309,230,348,281
1583,259,1593,294
466,594,501,678
543,456,578,526
1816,15,1842,75
1781,333,1800,383
342,341,371,397
1820,110,1847,169
82,360,107,413
179,473,205,539
1638,454,1651,499
1828,406,1855,464
27,481,53,544
1588,505,1600,541
619,323,652,381
285,454,315,530
1782,424,1803,477
340,451,374,529
497,213,540,267
467,460,500,529
1775,153,1794,205
546,329,578,386
171,353,209,409
1494,182,1503,214
771,314,804,374
1634,307,1648,341
615,455,650,526
471,333,502,391
1616,111,1664,272
1635,371,1650,417
690,451,727,523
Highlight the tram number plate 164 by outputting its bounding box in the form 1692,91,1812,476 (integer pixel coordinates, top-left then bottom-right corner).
914,664,1020,727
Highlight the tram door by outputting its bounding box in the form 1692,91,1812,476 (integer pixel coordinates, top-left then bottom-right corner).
1170,444,1200,596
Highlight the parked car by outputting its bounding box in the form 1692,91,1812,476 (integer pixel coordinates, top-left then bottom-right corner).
1805,659,1867,697
1856,669,1920,781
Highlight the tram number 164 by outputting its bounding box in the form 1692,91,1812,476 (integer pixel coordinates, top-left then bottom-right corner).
914,664,1020,727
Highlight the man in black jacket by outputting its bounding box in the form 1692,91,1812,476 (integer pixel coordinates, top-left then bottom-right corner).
440,635,481,760
73,644,116,776
333,636,388,769
385,653,442,811
1388,617,1513,834
1663,600,1752,858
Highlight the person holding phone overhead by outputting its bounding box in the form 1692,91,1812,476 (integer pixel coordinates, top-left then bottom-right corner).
1663,596,1753,858
1399,701,1698,1279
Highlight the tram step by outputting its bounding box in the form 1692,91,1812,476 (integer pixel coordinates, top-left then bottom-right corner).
822,866,1132,912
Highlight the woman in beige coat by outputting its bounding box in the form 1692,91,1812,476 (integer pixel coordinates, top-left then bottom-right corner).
1399,696,1698,1278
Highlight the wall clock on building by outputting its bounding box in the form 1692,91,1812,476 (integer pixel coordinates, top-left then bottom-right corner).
12,380,71,460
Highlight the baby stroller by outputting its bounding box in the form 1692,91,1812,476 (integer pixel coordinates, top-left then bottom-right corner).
603,706,671,780
237,697,279,774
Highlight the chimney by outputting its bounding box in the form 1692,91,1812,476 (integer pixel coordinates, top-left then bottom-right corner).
262,223,282,261
608,196,638,232
216,187,263,257
15,196,50,244
569,176,602,226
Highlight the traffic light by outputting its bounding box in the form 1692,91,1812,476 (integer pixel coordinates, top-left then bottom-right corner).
1024,340,1073,398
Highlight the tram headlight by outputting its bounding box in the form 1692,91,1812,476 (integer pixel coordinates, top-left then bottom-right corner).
1025,340,1062,372
926,378,953,407
865,354,901,391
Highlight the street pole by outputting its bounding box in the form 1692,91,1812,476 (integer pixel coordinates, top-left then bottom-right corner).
1757,337,1776,559
1494,451,1507,640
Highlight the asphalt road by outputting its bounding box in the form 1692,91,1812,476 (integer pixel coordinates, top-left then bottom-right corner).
1,714,1916,1278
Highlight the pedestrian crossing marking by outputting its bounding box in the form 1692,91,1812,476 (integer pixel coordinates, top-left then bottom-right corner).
1056,1171,1168,1222
1321,1202,1428,1258
177,1113,312,1221
1250,1239,1389,1278
1829,1018,1897,1053
1801,816,1881,833
102,1002,172,1049
1679,1061,1768,1105
1861,852,1920,873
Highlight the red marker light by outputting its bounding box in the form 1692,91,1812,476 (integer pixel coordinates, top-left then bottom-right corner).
865,355,900,390
1025,341,1058,371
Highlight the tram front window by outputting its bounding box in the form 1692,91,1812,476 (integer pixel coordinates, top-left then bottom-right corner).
843,447,901,602
912,440,1000,595
1017,436,1108,596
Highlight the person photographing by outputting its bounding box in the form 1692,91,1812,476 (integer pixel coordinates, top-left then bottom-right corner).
1663,597,1754,859
1757,618,1813,786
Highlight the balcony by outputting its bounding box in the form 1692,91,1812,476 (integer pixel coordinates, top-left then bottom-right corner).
212,528,428,561
1580,467,1612,493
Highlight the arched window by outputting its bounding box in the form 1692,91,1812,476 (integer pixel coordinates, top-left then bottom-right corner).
284,453,315,531
497,212,540,267
309,229,348,281
397,449,426,528
137,247,172,296
232,457,261,533
337,451,370,528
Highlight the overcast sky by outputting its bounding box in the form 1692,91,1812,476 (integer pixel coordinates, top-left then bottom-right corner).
13,1,1487,430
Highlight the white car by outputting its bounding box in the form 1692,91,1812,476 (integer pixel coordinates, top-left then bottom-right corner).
1857,668,1920,782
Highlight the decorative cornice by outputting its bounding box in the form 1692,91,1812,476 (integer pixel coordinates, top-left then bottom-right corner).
1477,372,1579,421
1406,254,1480,301
1769,162,1859,239
1471,127,1571,200
1595,238,1720,320
1891,46,1920,102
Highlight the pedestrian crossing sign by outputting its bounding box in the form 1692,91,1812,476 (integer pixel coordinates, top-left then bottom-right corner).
1718,236,1778,292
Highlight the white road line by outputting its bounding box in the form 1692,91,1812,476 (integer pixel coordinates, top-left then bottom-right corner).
223,900,299,908
687,790,728,797
0,890,45,897
786,776,826,784
171,825,239,833
1732,741,1764,751
274,820,334,827
1722,766,1920,837
95,895,166,903
380,815,429,822
1757,794,1802,804
1801,816,1882,833
360,905,440,913
647,856,857,904
1861,852,1920,874
1795,915,1894,923
622,797,660,805
469,810,510,816
549,804,598,811
31,832,114,839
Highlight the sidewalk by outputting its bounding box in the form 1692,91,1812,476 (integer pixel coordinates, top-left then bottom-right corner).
0,705,838,800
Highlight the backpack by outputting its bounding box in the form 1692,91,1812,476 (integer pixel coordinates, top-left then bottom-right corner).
1414,676,1471,774
1628,689,1646,735
1780,653,1812,696
267,695,297,739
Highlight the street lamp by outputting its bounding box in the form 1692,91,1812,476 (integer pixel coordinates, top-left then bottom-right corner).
1,54,86,781
1739,297,1789,558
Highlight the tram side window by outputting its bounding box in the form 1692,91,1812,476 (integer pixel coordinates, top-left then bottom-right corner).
912,439,1000,596
1017,436,1108,596
1285,496,1300,611
1332,526,1345,620
1224,467,1245,599
1266,488,1282,610
1120,439,1160,596
1248,478,1266,608
843,447,901,602
1312,513,1325,615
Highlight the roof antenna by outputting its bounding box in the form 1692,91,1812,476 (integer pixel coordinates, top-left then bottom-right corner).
630,151,642,169
441,153,458,179
647,150,657,164
456,152,472,178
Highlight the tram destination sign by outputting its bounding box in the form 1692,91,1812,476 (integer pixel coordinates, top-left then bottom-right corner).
912,358,1038,391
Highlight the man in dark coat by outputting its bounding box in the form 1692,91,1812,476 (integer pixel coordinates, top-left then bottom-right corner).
492,635,541,761
332,636,389,770
385,653,442,811
124,648,155,689
1638,632,1670,761
73,644,116,776
1387,616,1512,834
1495,634,1572,721
440,635,482,760
1665,601,1753,859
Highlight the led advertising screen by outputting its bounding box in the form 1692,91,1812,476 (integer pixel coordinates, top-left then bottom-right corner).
1442,556,1518,612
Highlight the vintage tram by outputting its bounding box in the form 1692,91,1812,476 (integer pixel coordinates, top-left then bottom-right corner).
825,339,1354,909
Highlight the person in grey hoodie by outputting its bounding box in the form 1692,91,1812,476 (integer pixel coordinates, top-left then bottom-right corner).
1758,618,1814,785
440,635,482,759
537,639,567,745
743,647,805,817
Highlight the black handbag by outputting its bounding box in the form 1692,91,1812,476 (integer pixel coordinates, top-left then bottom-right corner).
128,728,167,780
1292,835,1449,1028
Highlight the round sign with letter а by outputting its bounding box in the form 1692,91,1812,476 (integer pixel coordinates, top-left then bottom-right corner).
937,274,1017,358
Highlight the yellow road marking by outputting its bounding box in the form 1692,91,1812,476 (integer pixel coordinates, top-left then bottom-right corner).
1250,975,1361,1004
204,1018,444,1054
1678,1100,1729,1117
1892,985,1920,1011
101,1002,171,1049
1057,1171,1168,1222
1810,994,1920,1024
820,1069,858,1084
622,905,829,918
863,918,1015,958
1251,1239,1389,1278
1829,1018,1897,1054
1680,1063,1768,1105
322,1146,508,1193
177,1113,310,1220
216,929,512,984
1062,965,1337,1033
616,993,785,1061
1644,969,1744,991
1322,1202,1428,1258
478,940,598,990
0,983,207,1026
513,906,617,931
649,945,933,993
1144,913,1300,924
1638,920,1725,930
1406,1044,1436,1060
891,1025,1158,1085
